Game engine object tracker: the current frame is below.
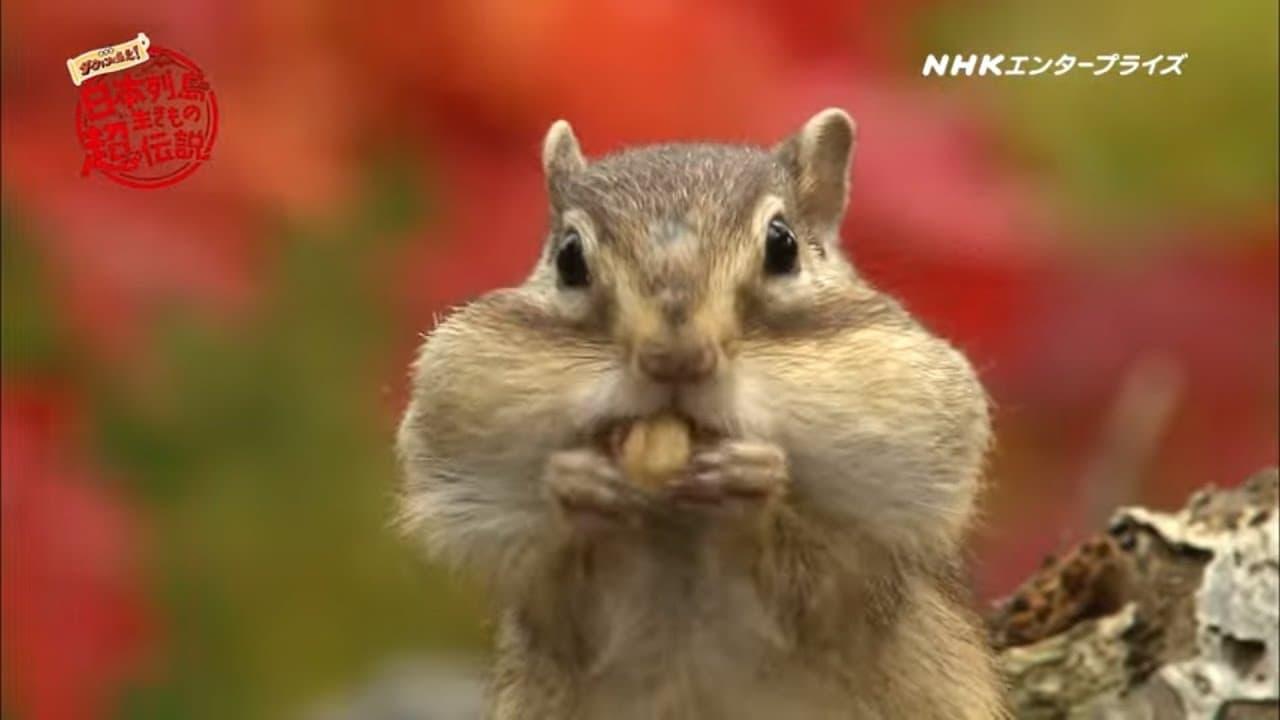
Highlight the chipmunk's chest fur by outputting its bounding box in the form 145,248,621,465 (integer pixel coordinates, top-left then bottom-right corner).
501,535,855,720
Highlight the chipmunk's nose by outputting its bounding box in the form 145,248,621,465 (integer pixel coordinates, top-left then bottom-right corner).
636,339,718,384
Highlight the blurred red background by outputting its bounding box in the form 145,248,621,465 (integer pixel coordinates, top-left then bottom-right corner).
2,1,1276,718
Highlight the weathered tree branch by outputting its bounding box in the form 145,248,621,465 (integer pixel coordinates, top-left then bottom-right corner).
990,469,1280,719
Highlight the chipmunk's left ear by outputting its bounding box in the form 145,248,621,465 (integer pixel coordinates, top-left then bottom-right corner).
774,108,857,229
542,119,586,204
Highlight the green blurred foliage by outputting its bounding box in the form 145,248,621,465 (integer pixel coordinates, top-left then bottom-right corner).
922,0,1279,241
1,208,73,377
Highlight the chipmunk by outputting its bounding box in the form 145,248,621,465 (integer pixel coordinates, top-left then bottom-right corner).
397,109,1008,719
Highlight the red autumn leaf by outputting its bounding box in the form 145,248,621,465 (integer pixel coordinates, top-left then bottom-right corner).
1,383,154,720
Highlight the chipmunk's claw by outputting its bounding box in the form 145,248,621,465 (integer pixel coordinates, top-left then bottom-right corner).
667,441,788,508
544,449,643,533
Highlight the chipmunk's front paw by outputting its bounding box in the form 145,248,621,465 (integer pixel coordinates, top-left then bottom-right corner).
544,449,643,534
668,441,788,514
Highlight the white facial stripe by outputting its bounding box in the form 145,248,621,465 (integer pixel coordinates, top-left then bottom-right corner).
753,194,787,240
560,208,598,250
702,193,786,283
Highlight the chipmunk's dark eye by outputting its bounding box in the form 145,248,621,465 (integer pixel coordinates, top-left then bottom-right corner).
555,230,590,288
763,216,799,276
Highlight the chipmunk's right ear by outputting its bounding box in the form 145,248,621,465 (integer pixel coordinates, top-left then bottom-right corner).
542,119,586,200
774,108,857,230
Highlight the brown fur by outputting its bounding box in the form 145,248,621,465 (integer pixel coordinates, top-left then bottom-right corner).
397,109,1008,718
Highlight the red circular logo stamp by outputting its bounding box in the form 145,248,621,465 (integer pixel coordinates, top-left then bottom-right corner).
75,45,218,189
